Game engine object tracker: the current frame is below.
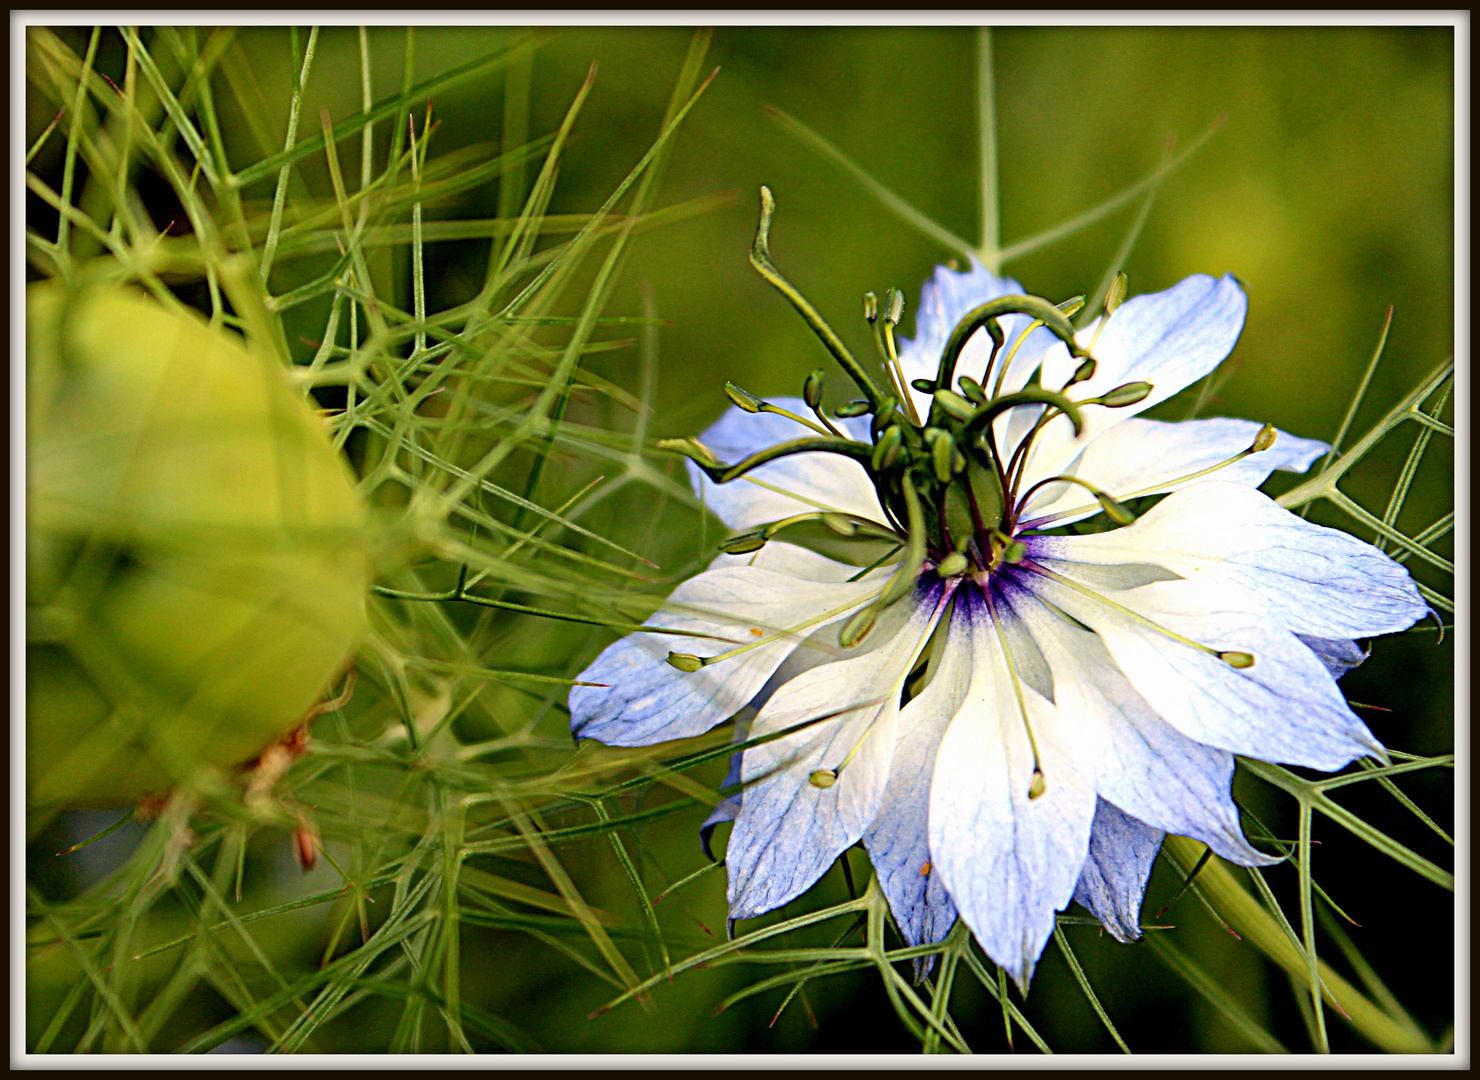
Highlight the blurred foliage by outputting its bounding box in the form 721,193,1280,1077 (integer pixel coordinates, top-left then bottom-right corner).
25,24,1452,1055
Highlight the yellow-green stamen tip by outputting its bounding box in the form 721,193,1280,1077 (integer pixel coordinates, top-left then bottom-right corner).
936,552,970,578
821,513,857,536
1220,650,1256,669
719,532,767,555
1028,770,1047,800
809,769,838,789
839,606,878,649
666,652,705,673
1099,380,1154,408
1250,424,1278,453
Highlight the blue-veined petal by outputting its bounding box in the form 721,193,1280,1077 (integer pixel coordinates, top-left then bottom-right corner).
726,583,950,921
1027,568,1383,771
1004,581,1278,866
686,400,881,532
1010,274,1249,489
1029,482,1427,639
1296,634,1370,680
1071,799,1166,943
928,588,1097,989
1019,417,1327,526
861,600,970,949
571,543,885,746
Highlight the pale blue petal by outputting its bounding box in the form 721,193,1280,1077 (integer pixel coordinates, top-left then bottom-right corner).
1077,273,1247,410
1029,482,1428,639
1026,566,1383,771
686,400,881,532
1296,634,1369,680
1005,275,1250,490
862,602,972,949
570,545,883,747
726,585,949,921
1004,581,1278,866
928,589,1097,989
1019,418,1328,527
1071,800,1165,943
699,714,749,861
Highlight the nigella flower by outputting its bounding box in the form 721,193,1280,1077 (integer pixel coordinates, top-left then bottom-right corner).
569,188,1426,987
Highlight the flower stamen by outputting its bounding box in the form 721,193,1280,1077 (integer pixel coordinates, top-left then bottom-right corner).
665,587,887,672
1020,424,1280,529
1021,561,1256,669
984,587,1049,800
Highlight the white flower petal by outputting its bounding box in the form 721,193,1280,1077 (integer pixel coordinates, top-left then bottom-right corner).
1019,417,1327,526
1030,481,1427,639
1071,800,1166,943
1027,568,1382,771
687,400,881,532
726,585,949,921
1005,583,1278,866
928,589,1097,988
1078,273,1248,409
1295,634,1369,680
861,603,972,948
1009,275,1249,490
570,545,884,746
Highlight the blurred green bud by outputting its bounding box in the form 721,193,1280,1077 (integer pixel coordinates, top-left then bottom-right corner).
884,288,905,326
666,653,705,673
1056,294,1087,319
933,389,976,423
719,532,768,555
835,400,871,418
803,368,825,409
26,282,368,811
1104,272,1128,315
958,376,986,404
936,552,969,578
1098,381,1154,408
724,381,764,413
1250,424,1278,453
871,426,905,471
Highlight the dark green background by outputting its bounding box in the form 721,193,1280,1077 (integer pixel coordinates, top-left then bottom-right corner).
30,24,1454,1053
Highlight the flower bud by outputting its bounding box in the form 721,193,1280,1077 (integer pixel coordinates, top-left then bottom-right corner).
927,428,955,482
1096,492,1137,526
1098,381,1154,408
821,514,857,536
958,376,986,404
936,552,969,578
1067,357,1097,386
871,425,905,471
839,606,877,649
725,382,763,413
884,287,905,326
803,368,825,409
719,532,767,555
1056,294,1087,319
932,389,976,423
657,438,722,468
